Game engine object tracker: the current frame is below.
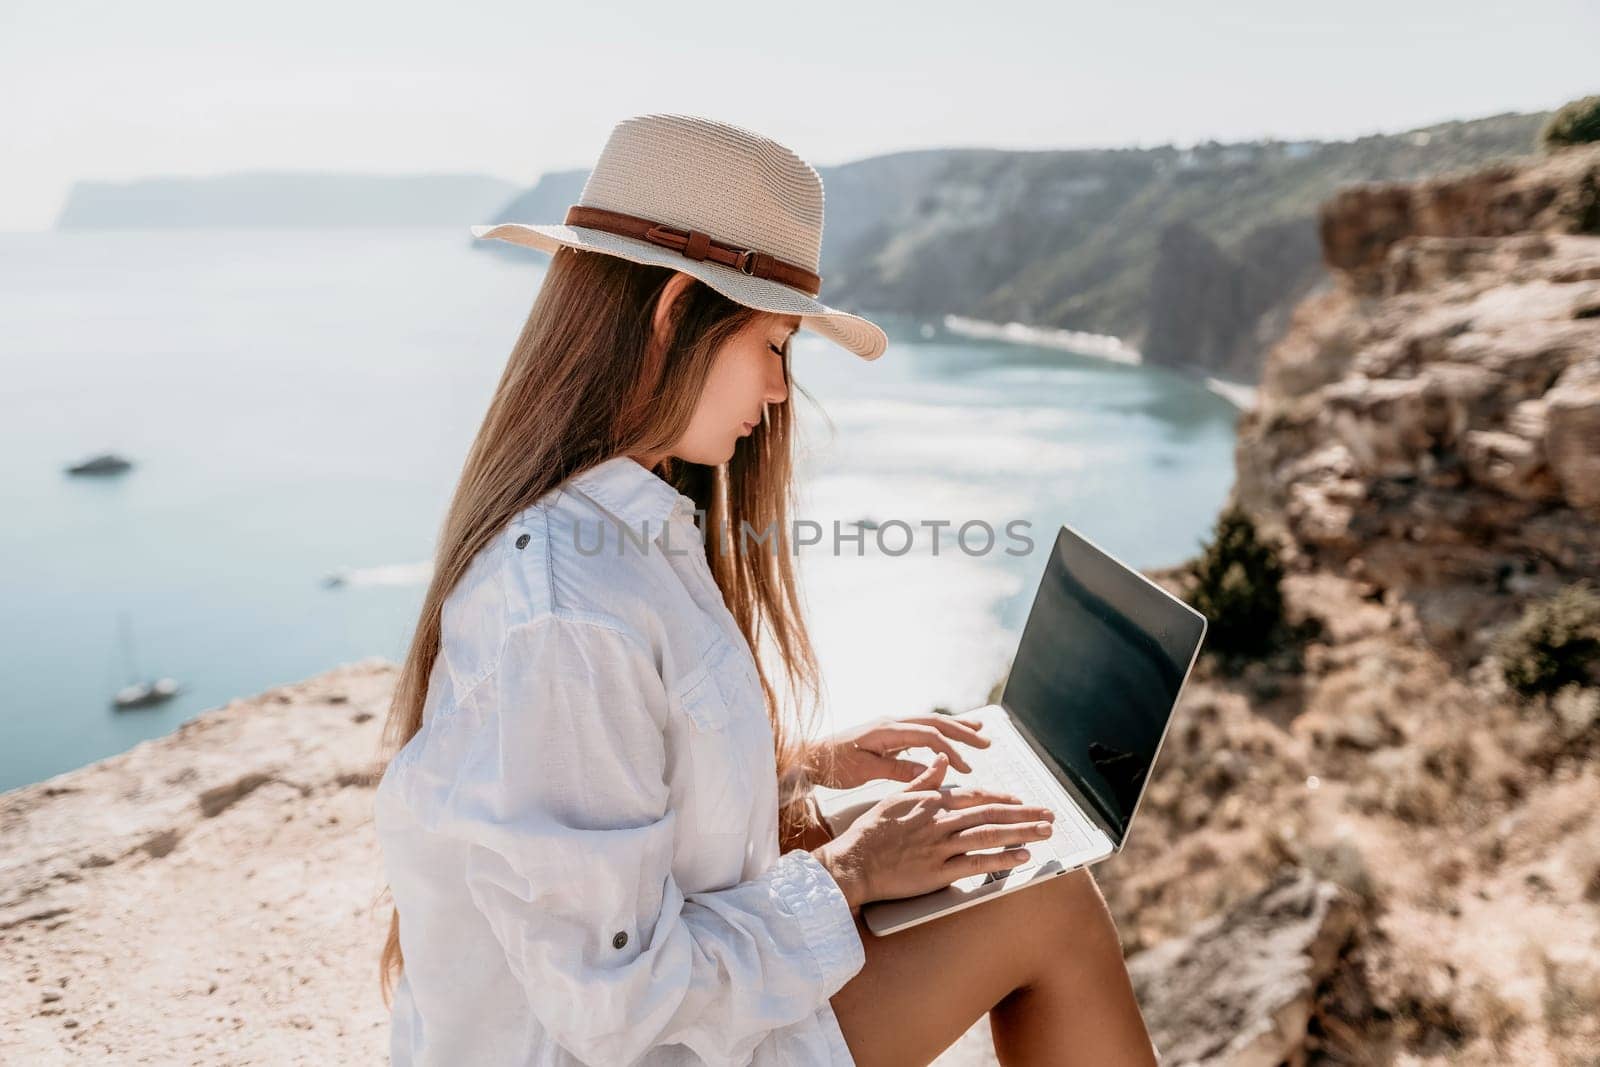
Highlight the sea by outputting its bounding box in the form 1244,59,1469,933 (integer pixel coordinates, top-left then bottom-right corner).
0,227,1240,792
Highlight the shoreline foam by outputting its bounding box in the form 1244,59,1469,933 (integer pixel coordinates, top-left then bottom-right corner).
940,313,1258,412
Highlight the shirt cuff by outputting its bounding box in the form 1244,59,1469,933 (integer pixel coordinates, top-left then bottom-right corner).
769,848,866,997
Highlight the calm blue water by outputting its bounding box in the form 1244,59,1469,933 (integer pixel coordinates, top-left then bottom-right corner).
0,228,1240,791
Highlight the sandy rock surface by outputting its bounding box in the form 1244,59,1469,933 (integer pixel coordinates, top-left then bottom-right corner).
1,661,396,1065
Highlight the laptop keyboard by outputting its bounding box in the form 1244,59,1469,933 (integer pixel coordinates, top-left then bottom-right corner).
939,726,1096,891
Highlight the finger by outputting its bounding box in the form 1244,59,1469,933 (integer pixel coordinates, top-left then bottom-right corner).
940,802,1057,832
880,757,927,782
885,716,991,753
889,725,974,773
937,786,1026,809
921,715,992,750
944,844,1033,880
905,751,947,791
944,819,1056,852
860,726,973,774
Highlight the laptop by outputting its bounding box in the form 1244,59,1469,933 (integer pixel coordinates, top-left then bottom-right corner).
814,523,1208,936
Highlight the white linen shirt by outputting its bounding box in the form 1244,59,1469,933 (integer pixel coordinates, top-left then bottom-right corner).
374,454,866,1066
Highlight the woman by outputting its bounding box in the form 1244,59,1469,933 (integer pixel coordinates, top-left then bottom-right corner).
374,114,1156,1066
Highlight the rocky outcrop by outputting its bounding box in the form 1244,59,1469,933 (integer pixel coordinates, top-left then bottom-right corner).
1320,148,1600,293
1091,145,1600,1066
1236,146,1600,659
1129,874,1358,1067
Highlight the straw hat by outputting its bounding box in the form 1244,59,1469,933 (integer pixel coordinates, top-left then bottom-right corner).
471,114,888,361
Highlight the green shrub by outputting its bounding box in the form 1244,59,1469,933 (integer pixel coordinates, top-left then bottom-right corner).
1496,582,1600,697
1539,95,1600,152
1185,505,1286,659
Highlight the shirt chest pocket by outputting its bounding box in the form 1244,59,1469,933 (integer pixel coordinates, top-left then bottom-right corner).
669,634,764,836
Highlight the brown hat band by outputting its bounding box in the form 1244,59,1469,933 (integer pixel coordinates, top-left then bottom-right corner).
563,204,823,296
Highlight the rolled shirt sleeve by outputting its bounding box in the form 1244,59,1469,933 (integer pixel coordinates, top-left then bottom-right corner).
439,614,864,1066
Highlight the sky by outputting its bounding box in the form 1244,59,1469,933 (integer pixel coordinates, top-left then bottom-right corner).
2,0,1597,232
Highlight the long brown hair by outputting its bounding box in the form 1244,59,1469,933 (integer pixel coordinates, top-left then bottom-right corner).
377,246,829,1001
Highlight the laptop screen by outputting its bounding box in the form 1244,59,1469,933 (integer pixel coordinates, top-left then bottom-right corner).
999,525,1207,847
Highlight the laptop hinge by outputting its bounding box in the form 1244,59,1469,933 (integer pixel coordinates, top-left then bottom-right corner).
1002,707,1123,847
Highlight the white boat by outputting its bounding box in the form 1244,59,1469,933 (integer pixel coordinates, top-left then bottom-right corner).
114,677,182,709
110,613,182,711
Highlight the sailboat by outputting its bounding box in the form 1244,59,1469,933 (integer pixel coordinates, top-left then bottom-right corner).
111,612,182,710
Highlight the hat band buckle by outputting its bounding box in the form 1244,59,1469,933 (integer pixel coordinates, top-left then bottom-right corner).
562,204,822,296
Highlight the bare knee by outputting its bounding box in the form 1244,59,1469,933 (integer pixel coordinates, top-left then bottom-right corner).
990,872,1156,1066
1053,866,1111,917
1011,868,1124,988
1016,866,1106,929
1050,868,1120,942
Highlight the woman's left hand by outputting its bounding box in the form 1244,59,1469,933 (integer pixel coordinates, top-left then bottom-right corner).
804,714,996,790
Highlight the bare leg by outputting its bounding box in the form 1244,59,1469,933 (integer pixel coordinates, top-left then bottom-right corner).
793,813,1156,1067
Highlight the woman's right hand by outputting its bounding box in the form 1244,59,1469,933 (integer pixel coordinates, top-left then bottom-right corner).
811,752,1057,910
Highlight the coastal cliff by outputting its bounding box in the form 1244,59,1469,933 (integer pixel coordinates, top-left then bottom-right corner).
475,113,1546,384
1098,145,1600,1064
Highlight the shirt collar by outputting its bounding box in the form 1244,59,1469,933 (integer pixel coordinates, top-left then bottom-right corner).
565,455,698,531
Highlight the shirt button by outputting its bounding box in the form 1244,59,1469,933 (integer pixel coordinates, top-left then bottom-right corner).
612,930,628,949
515,533,531,550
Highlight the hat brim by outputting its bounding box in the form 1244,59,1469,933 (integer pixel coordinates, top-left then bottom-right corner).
469,222,888,361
